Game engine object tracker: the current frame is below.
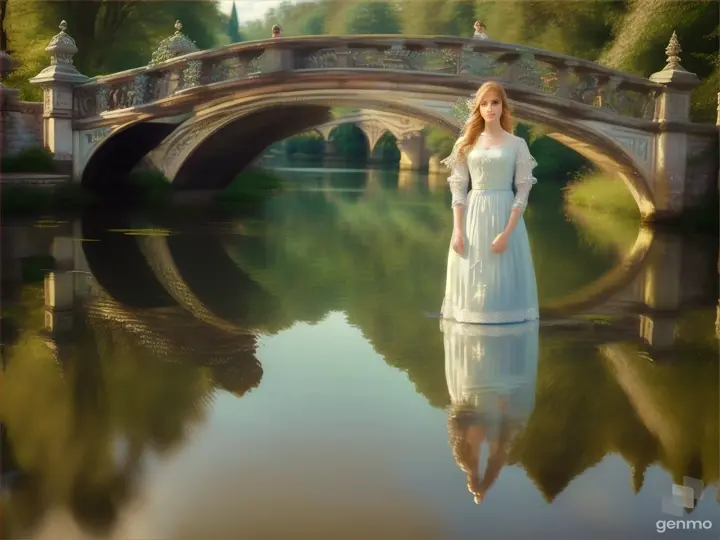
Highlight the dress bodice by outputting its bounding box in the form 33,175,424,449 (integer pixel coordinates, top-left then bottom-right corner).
465,139,517,191
441,132,539,212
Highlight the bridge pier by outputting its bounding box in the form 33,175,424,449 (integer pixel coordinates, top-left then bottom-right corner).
648,32,708,220
397,132,428,171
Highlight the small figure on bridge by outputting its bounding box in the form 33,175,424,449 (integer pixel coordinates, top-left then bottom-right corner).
439,81,539,325
473,21,489,40
271,25,282,38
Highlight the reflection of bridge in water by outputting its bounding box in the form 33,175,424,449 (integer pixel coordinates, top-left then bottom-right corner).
2,210,715,360
1,211,718,535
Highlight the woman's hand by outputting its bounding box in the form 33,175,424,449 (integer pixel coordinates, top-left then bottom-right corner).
451,229,465,254
491,232,509,254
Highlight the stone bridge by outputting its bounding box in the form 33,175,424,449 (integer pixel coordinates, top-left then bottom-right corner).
26,21,718,220
308,109,429,169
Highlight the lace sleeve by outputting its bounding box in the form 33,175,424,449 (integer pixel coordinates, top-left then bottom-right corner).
440,142,470,208
512,137,538,212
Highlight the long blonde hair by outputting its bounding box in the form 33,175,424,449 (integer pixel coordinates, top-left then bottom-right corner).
456,81,513,161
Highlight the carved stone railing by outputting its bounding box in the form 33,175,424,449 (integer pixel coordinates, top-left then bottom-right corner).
73,35,664,121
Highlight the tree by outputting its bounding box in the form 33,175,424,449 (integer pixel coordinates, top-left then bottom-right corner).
4,0,227,99
345,1,401,34
227,1,242,43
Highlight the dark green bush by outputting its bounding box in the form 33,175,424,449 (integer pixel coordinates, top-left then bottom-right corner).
1,146,56,173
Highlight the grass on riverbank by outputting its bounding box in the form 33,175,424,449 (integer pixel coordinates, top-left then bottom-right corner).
563,171,719,234
1,168,285,216
563,172,640,220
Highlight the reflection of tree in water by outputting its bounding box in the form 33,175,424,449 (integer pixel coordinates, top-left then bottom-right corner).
507,332,718,504
0,282,263,538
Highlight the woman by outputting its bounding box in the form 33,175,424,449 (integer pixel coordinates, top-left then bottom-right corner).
440,81,539,325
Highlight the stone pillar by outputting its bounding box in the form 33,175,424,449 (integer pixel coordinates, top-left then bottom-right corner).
648,32,701,219
397,131,427,171
29,21,88,175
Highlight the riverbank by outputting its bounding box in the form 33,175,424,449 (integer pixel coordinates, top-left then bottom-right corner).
1,168,284,217
563,172,719,234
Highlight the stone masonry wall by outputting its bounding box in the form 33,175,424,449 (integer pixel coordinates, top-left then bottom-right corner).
1,90,43,155
684,133,719,208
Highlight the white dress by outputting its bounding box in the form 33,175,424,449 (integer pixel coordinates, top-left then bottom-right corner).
440,133,540,325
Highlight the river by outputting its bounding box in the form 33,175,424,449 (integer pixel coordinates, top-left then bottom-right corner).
1,166,718,539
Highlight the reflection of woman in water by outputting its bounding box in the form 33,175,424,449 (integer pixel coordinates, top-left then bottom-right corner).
442,319,539,503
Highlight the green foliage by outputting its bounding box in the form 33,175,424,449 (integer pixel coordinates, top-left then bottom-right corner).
373,131,401,162
1,146,55,173
345,1,401,34
219,169,284,203
598,0,718,122
424,125,455,157
239,1,329,40
563,172,641,219
529,136,590,184
4,0,229,98
285,131,326,157
329,123,370,161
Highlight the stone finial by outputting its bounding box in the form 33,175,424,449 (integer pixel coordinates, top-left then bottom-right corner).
46,20,79,66
663,31,684,71
29,20,88,86
148,20,199,66
649,30,699,90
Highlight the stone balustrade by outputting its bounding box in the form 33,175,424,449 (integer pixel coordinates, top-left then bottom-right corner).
73,35,664,121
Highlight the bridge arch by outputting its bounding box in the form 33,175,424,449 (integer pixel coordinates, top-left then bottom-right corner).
119,81,654,215
147,88,460,190
326,122,373,159
80,119,184,194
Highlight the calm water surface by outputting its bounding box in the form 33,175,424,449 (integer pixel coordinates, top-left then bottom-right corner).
1,167,718,539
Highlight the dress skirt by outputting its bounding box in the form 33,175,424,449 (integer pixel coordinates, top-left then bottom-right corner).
440,189,539,325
